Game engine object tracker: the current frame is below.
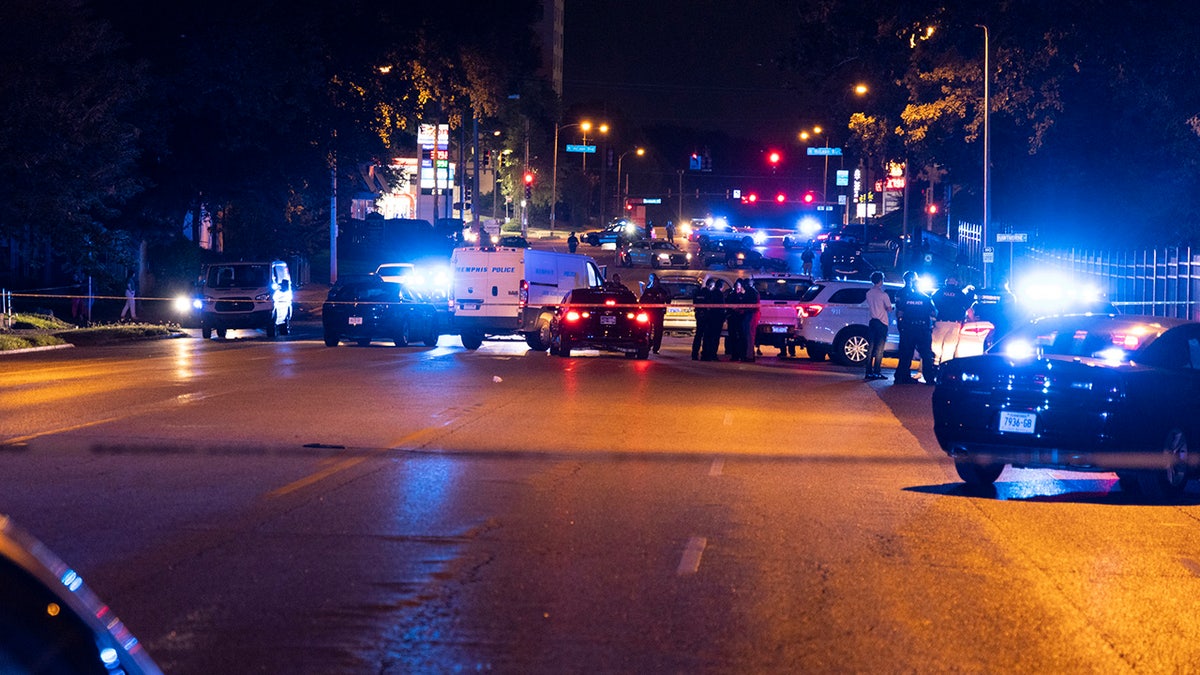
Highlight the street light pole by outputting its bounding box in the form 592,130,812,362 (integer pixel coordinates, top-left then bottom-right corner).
615,147,644,220
977,23,991,288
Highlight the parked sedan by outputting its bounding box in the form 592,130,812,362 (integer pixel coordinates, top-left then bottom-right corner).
548,286,652,358
584,221,645,247
697,240,788,272
653,273,704,335
619,240,692,268
933,314,1200,500
322,275,439,347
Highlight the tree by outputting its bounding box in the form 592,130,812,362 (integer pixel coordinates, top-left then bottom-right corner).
0,0,147,279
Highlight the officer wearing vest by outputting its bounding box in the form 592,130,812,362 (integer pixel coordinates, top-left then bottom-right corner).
894,271,937,385
931,275,976,366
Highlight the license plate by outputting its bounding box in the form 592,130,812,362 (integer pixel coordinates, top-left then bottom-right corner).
771,325,789,333
348,316,363,326
998,411,1036,434
457,303,479,311
600,315,617,325
667,307,685,314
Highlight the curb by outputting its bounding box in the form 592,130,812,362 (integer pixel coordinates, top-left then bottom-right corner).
0,343,75,356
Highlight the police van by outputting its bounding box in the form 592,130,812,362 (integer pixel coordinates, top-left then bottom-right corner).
450,247,604,350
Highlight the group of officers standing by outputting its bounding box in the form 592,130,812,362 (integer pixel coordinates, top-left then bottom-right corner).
675,276,761,362
865,270,977,384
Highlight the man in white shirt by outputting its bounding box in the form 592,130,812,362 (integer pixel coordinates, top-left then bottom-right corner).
864,271,893,380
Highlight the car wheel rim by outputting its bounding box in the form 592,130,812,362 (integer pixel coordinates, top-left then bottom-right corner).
845,336,869,363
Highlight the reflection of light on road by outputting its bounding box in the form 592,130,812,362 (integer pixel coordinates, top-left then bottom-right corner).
172,338,197,380
993,468,1119,500
395,456,458,526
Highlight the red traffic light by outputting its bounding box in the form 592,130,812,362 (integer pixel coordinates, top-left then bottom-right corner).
802,192,815,204
927,203,939,214
523,172,534,184
767,150,782,165
746,193,758,203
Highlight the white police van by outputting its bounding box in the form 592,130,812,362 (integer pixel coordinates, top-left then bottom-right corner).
450,247,604,350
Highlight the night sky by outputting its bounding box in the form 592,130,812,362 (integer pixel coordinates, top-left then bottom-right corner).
563,0,811,144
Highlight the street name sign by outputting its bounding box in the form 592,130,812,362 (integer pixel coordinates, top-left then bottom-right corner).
996,232,1029,243
565,144,596,153
807,147,844,156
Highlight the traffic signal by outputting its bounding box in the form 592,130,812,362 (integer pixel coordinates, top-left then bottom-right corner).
926,203,939,214
483,150,491,168
523,172,534,200
802,191,816,205
767,150,782,166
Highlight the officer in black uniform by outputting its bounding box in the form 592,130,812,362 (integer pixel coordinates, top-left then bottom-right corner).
894,271,937,384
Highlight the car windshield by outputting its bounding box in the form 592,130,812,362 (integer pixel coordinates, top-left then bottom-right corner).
206,265,269,288
753,278,811,300
327,281,400,302
569,288,637,305
661,281,700,299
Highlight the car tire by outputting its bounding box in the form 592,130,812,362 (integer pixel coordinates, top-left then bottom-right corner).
423,325,439,347
202,326,213,340
394,320,410,347
460,331,484,350
636,345,650,360
806,345,826,361
1137,428,1191,502
324,332,339,347
833,328,870,366
954,459,1005,487
356,339,371,347
557,335,572,358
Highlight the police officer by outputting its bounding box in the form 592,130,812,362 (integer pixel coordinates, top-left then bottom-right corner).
640,273,671,354
931,275,975,366
692,278,715,360
894,271,937,384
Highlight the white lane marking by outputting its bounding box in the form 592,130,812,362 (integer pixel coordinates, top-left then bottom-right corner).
709,458,725,476
677,536,708,576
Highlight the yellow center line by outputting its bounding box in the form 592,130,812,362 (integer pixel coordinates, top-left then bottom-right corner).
1,417,124,446
267,426,442,498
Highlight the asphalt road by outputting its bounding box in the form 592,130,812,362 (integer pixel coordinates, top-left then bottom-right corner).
4,312,1200,672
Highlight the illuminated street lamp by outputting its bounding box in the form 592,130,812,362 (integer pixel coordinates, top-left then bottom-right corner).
615,147,645,215
798,126,830,206
550,120,609,231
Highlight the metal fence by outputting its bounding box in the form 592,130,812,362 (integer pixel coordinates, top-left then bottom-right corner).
1022,246,1200,320
954,219,1200,320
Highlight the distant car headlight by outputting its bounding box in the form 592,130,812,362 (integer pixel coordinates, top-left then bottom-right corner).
173,295,195,313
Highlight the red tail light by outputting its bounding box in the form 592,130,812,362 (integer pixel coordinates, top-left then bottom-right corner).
959,321,994,337
565,310,581,322
605,298,617,306
518,279,529,312
798,303,824,318
635,312,650,324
